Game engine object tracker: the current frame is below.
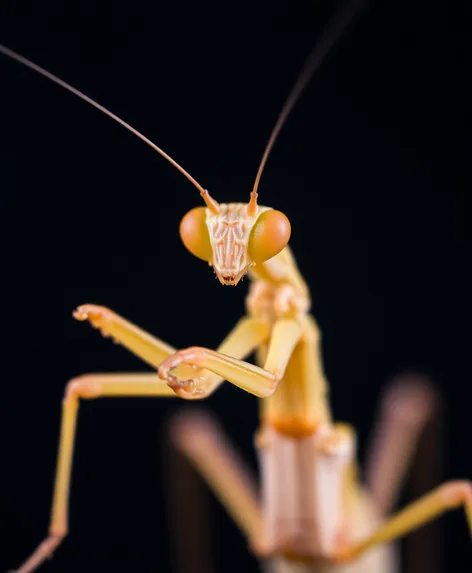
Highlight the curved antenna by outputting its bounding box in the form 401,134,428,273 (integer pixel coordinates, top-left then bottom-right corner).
0,44,220,213
251,0,367,198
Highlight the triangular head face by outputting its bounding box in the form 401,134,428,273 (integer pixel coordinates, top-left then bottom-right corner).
179,200,291,286
1,0,365,289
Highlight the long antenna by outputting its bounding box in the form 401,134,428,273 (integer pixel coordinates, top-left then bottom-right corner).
252,0,367,196
0,44,220,211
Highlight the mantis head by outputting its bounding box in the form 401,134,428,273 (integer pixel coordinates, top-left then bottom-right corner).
0,15,341,290
179,190,291,286
1,1,365,288
1,8,341,290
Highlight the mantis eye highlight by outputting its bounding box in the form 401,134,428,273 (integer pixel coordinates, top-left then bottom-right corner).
179,207,213,261
248,210,291,263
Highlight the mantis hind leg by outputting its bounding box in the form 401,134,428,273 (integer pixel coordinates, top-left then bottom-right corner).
336,480,472,563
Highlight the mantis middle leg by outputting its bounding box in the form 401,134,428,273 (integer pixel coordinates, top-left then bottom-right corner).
10,373,176,573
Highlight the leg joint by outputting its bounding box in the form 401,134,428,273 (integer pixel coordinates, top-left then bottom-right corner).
439,480,472,507
65,375,102,401
47,528,67,540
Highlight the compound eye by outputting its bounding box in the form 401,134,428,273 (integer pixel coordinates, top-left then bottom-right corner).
179,207,213,262
248,210,291,263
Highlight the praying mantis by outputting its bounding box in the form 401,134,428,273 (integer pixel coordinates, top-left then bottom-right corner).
1,4,471,573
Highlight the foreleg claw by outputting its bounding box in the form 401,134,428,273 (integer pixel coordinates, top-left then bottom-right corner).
158,347,208,399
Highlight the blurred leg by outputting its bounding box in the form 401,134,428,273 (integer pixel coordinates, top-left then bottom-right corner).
336,480,472,562
364,375,438,515
168,409,262,544
404,389,443,573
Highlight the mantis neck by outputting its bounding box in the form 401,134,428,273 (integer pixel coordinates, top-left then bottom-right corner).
250,246,310,299
246,246,311,322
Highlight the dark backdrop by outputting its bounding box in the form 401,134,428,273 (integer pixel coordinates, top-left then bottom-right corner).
0,0,469,572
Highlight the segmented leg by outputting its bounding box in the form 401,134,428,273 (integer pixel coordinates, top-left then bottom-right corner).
364,375,437,515
74,305,177,368
169,409,262,544
404,390,443,573
336,481,472,563
10,373,176,573
74,304,271,396
159,319,303,398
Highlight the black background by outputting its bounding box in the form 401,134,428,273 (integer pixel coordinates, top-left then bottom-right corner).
0,0,470,571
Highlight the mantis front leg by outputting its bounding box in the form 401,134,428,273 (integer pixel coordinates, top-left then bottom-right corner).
158,319,303,398
74,304,272,399
75,304,302,398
